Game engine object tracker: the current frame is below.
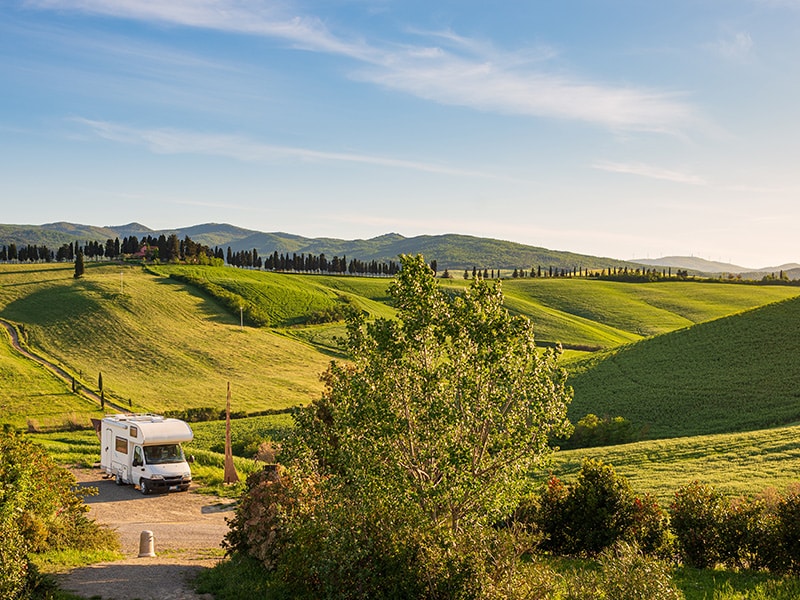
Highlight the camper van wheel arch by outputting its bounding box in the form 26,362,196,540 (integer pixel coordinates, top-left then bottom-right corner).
140,480,150,495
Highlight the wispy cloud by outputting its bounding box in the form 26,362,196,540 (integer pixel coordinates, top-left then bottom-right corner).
592,160,707,185
707,31,754,61
30,0,699,134
74,118,515,180
24,0,372,59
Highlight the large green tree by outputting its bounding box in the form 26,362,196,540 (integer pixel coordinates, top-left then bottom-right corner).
232,254,573,597
298,254,572,532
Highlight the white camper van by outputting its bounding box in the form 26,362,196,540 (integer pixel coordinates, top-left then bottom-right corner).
96,414,193,494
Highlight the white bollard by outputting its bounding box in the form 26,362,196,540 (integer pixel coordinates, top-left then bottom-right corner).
138,530,156,558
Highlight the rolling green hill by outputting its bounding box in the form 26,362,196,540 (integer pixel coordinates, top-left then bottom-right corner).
0,263,332,418
550,422,800,504
568,295,800,439
2,261,799,442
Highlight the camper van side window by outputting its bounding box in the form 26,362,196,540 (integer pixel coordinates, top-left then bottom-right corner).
115,437,128,454
129,426,138,438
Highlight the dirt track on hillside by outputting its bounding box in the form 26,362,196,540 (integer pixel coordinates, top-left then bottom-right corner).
56,468,235,600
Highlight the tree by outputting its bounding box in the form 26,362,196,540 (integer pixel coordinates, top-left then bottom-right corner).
74,251,85,279
237,254,573,596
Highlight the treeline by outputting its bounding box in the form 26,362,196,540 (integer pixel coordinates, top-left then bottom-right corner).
0,234,224,265
229,249,401,277
460,265,669,280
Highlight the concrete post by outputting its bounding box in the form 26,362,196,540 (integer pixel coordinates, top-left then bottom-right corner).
138,530,156,558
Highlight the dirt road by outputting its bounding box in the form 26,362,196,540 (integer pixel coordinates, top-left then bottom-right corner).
56,468,235,600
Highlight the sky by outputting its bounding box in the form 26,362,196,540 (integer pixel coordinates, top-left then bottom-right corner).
1,1,799,268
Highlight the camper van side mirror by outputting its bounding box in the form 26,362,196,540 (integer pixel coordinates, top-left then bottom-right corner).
187,454,195,464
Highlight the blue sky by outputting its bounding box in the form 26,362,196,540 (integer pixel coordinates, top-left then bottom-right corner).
1,1,798,268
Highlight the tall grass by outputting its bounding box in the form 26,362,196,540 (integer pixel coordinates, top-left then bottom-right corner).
568,296,800,439
549,422,800,505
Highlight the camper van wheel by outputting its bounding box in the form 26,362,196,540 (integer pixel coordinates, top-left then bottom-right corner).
140,480,150,495
115,474,123,486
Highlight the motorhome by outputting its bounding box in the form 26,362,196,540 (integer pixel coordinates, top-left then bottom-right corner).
94,414,193,494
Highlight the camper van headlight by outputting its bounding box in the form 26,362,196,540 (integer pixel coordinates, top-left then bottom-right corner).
150,474,164,480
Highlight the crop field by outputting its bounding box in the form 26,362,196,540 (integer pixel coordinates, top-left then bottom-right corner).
501,278,800,347
568,295,800,439
550,422,800,505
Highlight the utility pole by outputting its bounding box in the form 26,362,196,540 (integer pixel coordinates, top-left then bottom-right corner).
239,305,243,330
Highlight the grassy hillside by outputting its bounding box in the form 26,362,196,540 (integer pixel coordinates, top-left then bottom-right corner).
153,265,397,325
551,423,800,505
0,263,331,415
2,262,799,433
568,295,800,439
0,321,104,429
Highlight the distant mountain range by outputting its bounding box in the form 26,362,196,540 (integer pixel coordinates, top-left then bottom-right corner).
1,221,797,278
634,256,800,278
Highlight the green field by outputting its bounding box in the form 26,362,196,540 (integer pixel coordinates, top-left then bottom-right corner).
4,261,800,501
550,422,800,505
568,295,800,438
0,322,104,430
0,263,332,417
2,262,798,426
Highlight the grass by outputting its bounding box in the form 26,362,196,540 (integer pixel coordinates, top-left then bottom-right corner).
548,422,800,505
501,278,800,348
0,263,332,414
195,549,800,600
0,321,104,430
567,295,800,439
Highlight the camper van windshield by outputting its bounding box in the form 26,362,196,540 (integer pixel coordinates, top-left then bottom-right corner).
143,444,185,465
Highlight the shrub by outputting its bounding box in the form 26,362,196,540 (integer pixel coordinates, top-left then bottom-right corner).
627,493,673,557
777,490,800,572
224,465,294,569
561,413,637,449
0,428,118,597
669,480,728,568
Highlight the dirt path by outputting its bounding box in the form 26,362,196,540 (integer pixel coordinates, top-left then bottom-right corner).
0,317,128,412
56,468,235,600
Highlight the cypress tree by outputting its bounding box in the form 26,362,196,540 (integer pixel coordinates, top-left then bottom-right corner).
74,251,85,279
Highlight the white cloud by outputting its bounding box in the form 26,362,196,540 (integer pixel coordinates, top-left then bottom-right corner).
73,118,515,180
30,0,699,134
592,160,707,185
708,31,754,61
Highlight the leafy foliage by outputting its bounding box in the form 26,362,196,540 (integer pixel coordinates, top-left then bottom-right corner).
527,459,670,557
0,428,118,598
228,254,573,598
560,413,637,449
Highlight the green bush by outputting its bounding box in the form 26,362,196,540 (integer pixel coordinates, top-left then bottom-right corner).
777,490,800,572
561,413,637,449
0,428,118,597
669,480,728,568
529,459,669,557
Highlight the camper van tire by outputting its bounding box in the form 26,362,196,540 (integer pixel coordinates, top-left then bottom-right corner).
115,473,123,486
140,480,150,495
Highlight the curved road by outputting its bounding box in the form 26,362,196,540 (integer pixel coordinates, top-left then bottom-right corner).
0,317,128,413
